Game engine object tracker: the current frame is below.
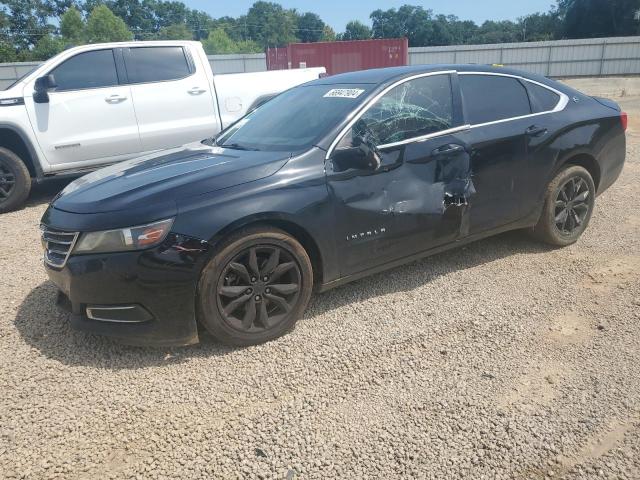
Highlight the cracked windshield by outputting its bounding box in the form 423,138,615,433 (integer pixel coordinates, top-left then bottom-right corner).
353,74,453,145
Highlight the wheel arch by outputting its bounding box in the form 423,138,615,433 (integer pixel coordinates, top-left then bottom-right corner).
557,152,601,192
0,124,43,178
210,213,325,287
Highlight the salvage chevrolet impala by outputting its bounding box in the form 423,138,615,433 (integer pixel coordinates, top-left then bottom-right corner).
40,65,626,346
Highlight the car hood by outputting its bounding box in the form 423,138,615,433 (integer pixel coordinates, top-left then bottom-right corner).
52,142,291,214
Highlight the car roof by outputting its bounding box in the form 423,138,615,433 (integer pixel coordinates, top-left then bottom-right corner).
307,64,551,87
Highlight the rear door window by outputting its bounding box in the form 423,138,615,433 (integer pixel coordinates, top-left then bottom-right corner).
460,74,531,125
345,73,454,147
125,47,191,84
525,82,561,113
51,49,119,91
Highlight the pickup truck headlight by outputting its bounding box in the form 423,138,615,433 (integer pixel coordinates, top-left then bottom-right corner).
74,219,174,254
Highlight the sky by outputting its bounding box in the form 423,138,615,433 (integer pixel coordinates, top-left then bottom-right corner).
182,0,556,32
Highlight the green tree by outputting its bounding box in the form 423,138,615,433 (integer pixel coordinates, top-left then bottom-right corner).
201,27,237,54
0,41,18,63
340,20,371,40
1,0,56,50
245,1,297,47
370,6,434,46
84,5,133,43
519,12,560,41
321,25,336,41
84,0,155,37
30,33,66,60
234,39,262,53
474,20,521,43
297,12,324,43
557,0,640,38
60,7,85,45
156,22,193,40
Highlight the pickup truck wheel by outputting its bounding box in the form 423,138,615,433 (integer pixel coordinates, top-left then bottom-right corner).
198,227,313,346
0,147,31,213
531,165,595,246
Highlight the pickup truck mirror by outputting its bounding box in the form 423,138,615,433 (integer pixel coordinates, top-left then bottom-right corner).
33,74,57,104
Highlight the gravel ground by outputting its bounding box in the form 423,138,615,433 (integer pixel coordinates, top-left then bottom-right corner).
1,82,639,480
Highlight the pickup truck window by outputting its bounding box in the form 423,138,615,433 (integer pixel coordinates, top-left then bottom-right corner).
216,84,373,152
51,49,119,91
125,47,192,84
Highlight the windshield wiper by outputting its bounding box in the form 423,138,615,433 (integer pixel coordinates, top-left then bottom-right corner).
219,143,259,151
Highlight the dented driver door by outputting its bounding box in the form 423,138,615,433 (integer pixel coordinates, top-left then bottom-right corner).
326,72,473,277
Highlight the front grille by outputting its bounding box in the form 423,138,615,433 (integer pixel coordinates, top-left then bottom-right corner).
40,225,79,268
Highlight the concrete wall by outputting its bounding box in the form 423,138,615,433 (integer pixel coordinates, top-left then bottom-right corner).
408,36,640,77
0,62,40,90
208,54,267,74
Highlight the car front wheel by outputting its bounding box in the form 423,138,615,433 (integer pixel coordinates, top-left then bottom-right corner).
197,226,313,346
532,165,596,246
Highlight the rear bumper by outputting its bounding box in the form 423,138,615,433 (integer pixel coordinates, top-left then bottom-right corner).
45,233,212,347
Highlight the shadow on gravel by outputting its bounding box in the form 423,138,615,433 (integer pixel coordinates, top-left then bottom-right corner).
15,230,554,369
308,229,556,315
25,177,77,209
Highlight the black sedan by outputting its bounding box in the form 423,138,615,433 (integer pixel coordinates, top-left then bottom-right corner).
40,65,627,346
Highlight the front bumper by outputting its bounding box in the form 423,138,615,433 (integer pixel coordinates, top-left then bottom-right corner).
44,232,212,347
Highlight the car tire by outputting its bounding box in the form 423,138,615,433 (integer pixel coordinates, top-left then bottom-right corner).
0,147,31,214
197,226,313,346
531,165,596,246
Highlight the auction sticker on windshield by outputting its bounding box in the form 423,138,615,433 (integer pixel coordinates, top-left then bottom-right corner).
323,88,365,99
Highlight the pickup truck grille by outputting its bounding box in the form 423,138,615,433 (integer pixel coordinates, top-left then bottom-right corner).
40,226,79,268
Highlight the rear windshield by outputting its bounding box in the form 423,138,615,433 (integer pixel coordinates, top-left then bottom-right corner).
216,83,374,152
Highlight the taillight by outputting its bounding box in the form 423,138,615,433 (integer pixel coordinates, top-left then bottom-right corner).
621,111,628,131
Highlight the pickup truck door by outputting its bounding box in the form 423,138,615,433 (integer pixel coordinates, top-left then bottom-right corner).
24,48,141,170
123,46,220,151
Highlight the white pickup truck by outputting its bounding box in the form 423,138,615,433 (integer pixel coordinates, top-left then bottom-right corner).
0,40,325,212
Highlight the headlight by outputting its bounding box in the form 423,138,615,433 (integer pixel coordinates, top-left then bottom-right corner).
74,218,174,254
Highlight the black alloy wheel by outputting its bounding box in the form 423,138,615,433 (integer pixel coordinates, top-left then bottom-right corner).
198,227,313,346
531,164,595,246
0,147,31,214
554,176,591,235
0,160,16,201
217,245,301,333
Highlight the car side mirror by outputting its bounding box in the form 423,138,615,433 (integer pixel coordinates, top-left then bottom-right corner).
332,136,382,173
33,74,57,104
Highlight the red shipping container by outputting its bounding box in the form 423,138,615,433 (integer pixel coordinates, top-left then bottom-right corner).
267,38,408,76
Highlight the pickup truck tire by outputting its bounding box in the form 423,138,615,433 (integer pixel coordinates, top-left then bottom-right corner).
198,226,313,346
531,165,595,246
0,147,31,213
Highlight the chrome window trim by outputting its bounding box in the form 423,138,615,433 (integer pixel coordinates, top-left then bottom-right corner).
325,70,456,160
457,71,569,128
377,124,471,149
325,69,569,159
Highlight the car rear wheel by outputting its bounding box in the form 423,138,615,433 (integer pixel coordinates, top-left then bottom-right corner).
0,147,31,214
531,165,595,246
198,227,313,346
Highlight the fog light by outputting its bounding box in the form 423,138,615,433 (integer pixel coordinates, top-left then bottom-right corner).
86,305,153,323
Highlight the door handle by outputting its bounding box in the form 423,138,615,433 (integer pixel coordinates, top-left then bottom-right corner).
188,87,207,95
105,94,127,104
431,144,465,156
526,125,548,137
